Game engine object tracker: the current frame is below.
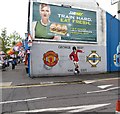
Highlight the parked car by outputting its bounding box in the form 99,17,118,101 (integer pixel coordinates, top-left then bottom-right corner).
0,59,3,69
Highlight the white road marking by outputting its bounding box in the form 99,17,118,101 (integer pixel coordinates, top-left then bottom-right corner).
40,82,54,84
98,84,113,89
84,77,120,84
0,82,12,86
116,111,120,114
87,86,120,94
0,97,47,104
83,80,96,84
68,103,111,113
18,103,111,113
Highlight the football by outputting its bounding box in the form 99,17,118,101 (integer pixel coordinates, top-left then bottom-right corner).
74,70,78,74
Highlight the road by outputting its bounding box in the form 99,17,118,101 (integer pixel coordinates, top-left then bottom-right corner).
1,64,120,113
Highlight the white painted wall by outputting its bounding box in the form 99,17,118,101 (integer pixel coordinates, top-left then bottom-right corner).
30,41,106,77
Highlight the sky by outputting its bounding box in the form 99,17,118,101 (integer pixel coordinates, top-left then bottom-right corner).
0,0,118,39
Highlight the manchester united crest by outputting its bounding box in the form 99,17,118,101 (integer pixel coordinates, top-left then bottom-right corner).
43,51,59,67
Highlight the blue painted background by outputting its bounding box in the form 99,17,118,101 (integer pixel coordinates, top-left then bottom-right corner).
106,12,120,72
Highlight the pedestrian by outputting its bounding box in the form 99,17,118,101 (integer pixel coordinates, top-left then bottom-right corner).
69,46,84,74
24,53,28,74
12,58,15,70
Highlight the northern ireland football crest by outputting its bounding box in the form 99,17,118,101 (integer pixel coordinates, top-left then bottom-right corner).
86,51,101,67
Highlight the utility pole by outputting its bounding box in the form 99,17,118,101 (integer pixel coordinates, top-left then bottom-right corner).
27,0,31,34
26,0,31,77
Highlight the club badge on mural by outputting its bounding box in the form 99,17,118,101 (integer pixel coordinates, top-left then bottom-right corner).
113,42,120,67
43,51,59,67
86,51,101,67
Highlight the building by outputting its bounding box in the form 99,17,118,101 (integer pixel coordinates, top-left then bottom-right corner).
27,0,120,77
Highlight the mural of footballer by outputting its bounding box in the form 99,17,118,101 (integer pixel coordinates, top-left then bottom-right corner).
69,46,84,74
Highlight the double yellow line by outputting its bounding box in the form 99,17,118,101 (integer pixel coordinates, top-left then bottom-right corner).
1,77,119,89
0,82,67,89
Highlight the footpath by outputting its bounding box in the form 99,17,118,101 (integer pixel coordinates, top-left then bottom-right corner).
1,63,120,87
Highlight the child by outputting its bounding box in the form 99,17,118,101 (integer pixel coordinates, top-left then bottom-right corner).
69,46,84,74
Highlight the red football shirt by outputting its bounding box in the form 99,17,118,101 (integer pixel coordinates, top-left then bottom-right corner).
69,50,83,62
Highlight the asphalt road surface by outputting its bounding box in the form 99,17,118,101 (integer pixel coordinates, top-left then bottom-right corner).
1,64,120,114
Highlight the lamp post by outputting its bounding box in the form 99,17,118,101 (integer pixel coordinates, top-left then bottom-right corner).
26,0,31,77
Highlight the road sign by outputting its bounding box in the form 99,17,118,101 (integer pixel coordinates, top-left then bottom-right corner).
27,34,32,47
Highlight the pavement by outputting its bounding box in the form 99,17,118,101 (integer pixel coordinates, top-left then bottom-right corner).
1,63,120,87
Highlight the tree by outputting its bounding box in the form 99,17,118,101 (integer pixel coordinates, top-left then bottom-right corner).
0,28,23,53
8,31,23,47
0,28,9,53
